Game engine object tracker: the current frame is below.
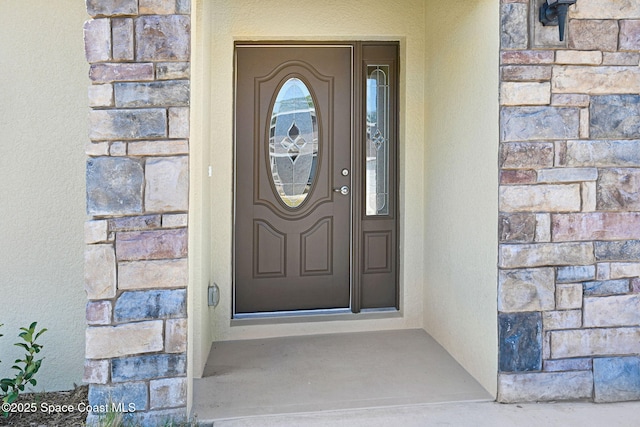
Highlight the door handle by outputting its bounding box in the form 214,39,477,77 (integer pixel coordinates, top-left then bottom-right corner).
334,185,350,195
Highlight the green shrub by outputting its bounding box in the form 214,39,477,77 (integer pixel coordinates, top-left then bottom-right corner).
0,322,47,417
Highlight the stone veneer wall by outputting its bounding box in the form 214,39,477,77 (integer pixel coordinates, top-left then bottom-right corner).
499,0,640,402
83,0,190,424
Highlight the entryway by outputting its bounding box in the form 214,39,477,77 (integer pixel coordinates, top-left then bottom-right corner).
192,330,491,422
189,0,500,411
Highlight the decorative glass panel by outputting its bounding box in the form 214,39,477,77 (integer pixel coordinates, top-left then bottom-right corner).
366,65,389,216
269,78,319,208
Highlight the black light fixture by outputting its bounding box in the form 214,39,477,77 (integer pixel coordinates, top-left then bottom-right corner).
539,0,577,42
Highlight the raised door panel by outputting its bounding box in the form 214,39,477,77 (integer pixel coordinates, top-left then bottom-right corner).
301,217,333,276
253,220,286,278
363,231,391,274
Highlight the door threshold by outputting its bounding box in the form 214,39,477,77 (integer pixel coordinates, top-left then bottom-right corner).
231,307,401,326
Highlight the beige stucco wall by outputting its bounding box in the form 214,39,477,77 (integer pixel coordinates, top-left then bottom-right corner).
423,0,499,396
0,1,87,391
189,0,216,406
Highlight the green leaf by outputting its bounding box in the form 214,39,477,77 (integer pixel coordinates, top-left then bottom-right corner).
14,343,29,351
6,391,18,403
34,328,47,340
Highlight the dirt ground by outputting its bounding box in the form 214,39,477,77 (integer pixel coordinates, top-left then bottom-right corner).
0,385,88,427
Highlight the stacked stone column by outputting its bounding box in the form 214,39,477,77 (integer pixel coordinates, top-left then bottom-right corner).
83,0,190,424
499,0,640,402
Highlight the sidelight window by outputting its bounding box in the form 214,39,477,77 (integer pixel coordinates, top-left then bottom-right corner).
366,65,390,216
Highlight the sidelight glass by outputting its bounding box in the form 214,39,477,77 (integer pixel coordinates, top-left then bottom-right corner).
366,65,389,216
269,78,319,208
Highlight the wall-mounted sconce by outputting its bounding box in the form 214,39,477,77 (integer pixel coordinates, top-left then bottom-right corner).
539,0,577,41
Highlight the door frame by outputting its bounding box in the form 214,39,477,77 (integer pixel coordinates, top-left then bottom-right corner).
232,41,399,318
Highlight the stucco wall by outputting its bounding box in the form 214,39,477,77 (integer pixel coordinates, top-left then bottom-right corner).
189,0,215,404
423,0,500,397
0,1,87,391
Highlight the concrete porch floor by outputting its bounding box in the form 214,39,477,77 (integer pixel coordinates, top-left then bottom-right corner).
192,329,640,426
192,329,492,422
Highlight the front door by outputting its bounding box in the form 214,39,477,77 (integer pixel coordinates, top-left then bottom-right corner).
234,42,399,317
234,45,353,314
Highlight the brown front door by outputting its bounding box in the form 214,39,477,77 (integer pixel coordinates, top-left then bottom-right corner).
234,45,353,314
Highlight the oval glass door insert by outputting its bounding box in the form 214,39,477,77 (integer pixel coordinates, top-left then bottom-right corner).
269,78,318,208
